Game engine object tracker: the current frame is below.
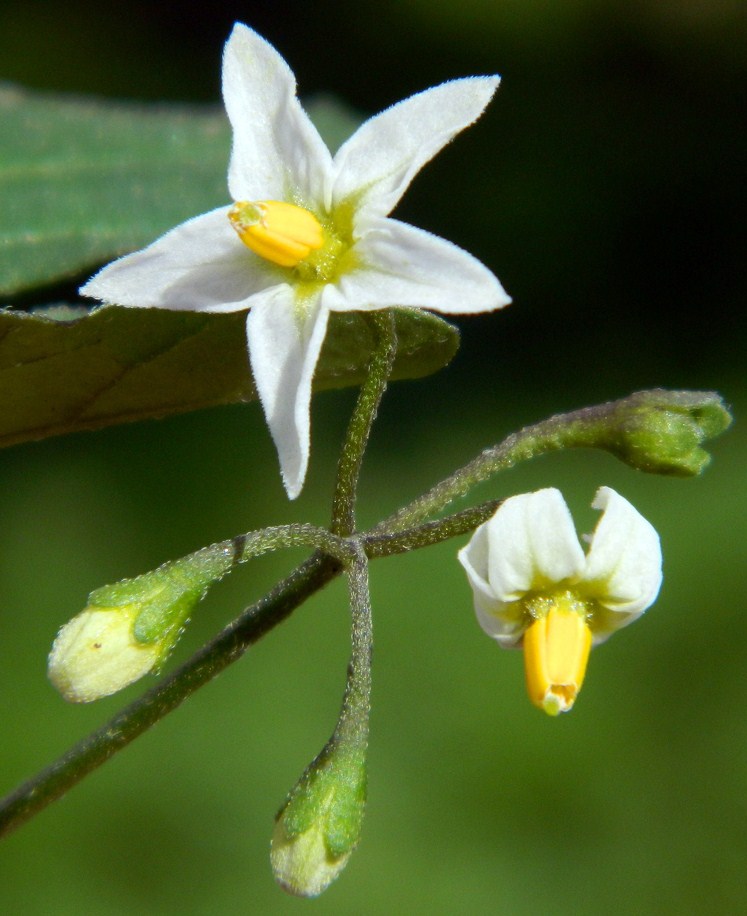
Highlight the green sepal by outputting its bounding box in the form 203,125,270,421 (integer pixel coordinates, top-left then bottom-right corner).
88,547,233,651
277,743,367,859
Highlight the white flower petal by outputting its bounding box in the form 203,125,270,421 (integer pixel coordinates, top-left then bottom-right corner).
331,77,500,219
458,529,526,647
458,524,493,603
323,218,509,314
484,489,586,602
474,603,527,648
246,293,329,499
223,24,333,206
81,208,282,312
584,486,662,622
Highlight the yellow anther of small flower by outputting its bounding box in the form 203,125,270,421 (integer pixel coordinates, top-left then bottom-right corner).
229,200,325,268
523,603,592,716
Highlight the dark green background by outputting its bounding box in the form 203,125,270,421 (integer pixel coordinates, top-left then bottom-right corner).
1,2,745,913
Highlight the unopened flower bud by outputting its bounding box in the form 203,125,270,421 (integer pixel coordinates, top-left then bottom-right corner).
48,550,230,702
48,603,161,703
607,390,731,476
271,742,366,897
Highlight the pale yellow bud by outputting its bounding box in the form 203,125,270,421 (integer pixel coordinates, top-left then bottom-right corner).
271,807,352,898
228,200,324,268
523,603,592,716
48,605,160,703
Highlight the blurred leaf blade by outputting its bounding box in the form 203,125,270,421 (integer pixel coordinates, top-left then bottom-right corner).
0,85,360,298
0,305,459,448
0,85,230,297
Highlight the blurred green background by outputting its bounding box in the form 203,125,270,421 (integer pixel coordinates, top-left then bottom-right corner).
1,1,745,913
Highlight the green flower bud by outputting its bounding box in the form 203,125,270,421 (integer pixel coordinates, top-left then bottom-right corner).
271,741,367,898
48,548,231,703
606,390,732,476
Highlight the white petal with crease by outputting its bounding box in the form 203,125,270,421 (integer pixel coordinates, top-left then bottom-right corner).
485,489,586,602
332,77,499,218
585,486,663,614
324,219,510,314
81,208,282,312
224,24,333,205
458,528,526,647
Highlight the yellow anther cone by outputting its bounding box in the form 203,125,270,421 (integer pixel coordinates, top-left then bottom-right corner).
229,200,324,267
523,606,592,715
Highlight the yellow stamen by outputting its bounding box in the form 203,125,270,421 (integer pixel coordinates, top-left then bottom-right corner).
229,200,325,268
523,604,592,716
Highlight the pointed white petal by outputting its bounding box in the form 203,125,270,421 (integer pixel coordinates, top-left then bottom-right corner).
331,77,499,218
323,218,509,314
223,24,333,206
246,293,329,499
484,489,586,602
81,208,283,312
584,487,662,633
458,530,526,647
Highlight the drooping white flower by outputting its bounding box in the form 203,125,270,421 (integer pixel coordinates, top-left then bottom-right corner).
458,486,662,715
81,23,510,498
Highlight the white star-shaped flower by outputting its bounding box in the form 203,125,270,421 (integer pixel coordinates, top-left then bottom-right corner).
81,23,510,498
458,486,662,714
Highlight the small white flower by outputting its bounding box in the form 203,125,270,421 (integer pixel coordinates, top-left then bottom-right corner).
81,23,510,498
458,486,662,714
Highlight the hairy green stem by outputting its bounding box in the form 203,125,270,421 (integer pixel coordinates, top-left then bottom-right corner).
176,523,354,583
330,310,397,537
363,500,502,558
372,418,588,534
335,546,372,748
372,396,640,533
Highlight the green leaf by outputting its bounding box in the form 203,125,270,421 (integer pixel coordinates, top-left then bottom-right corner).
0,86,359,298
0,305,459,448
0,85,228,297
